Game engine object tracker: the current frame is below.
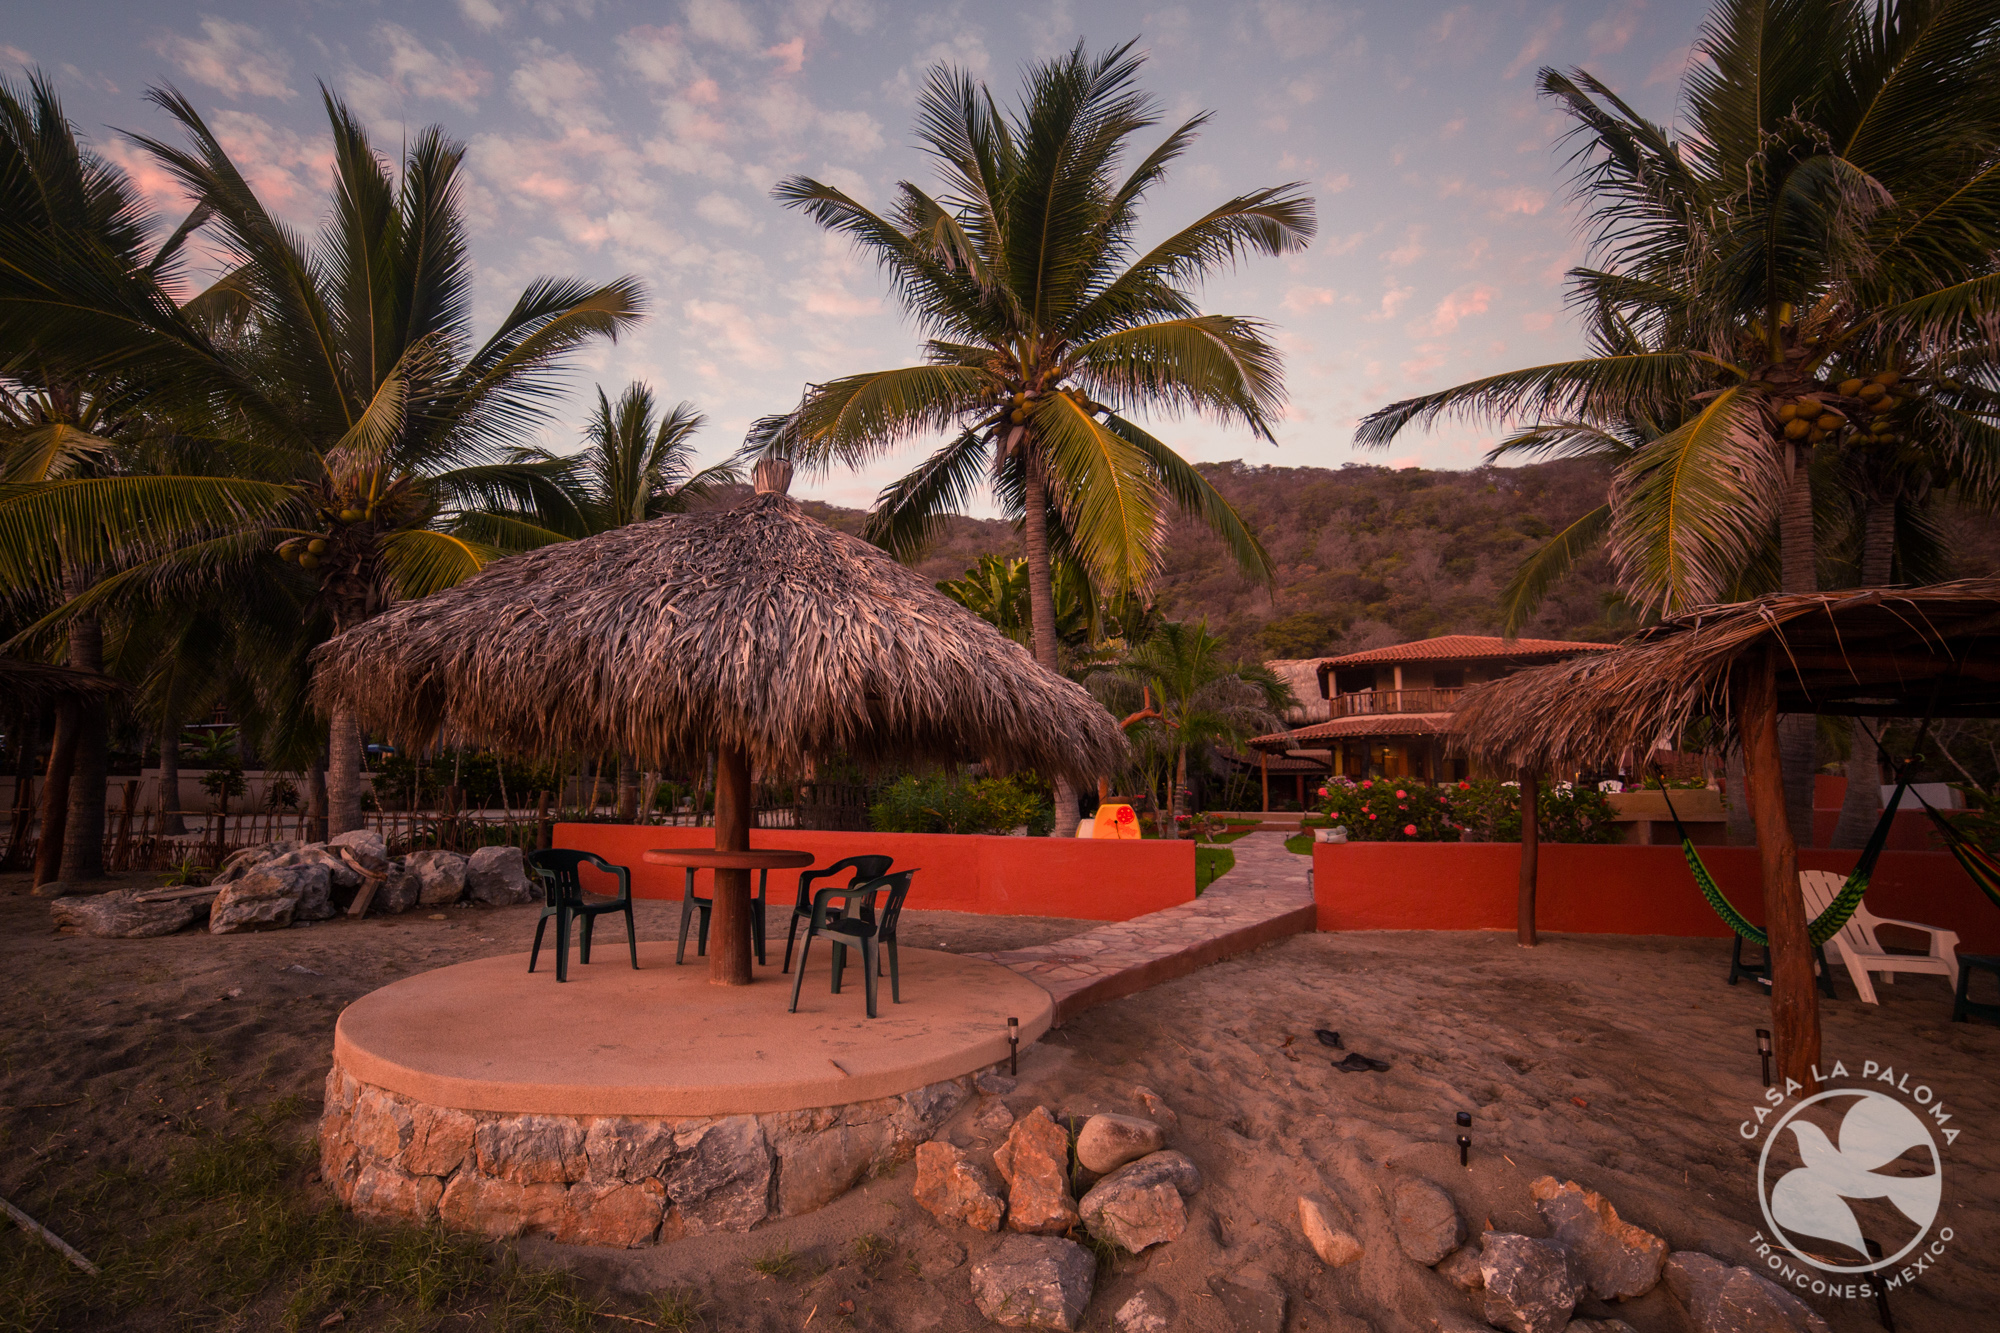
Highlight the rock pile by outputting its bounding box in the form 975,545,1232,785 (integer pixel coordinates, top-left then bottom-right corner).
49,832,539,937
913,1086,1199,1330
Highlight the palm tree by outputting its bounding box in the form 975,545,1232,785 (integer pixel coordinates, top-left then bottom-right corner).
938,553,1094,657
1361,0,2000,609
762,42,1311,830
516,382,741,817
1099,619,1293,829
0,83,644,837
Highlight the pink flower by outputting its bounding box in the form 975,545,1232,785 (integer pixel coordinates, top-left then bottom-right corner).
1458,781,1471,790
1360,779,1373,788
1403,824,1417,836
1396,790,1407,799
1367,813,1377,820
1317,786,1328,797
1399,803,1407,810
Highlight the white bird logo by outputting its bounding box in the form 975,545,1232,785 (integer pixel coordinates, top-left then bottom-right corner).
1768,1093,1940,1261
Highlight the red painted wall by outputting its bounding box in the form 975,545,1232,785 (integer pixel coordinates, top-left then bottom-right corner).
1809,775,1947,851
1313,841,1998,952
552,823,1195,922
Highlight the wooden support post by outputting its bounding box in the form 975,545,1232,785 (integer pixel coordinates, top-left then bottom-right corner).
1739,646,1819,1092
111,781,138,871
1518,767,1540,947
1260,753,1269,812
710,742,754,986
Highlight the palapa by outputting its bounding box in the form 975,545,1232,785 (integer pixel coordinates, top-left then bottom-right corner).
1448,577,2000,1091
311,490,1128,785
1450,578,2000,774
313,463,1127,986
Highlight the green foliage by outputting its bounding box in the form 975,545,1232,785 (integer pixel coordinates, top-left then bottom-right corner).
372,750,561,811
1314,777,1622,844
1257,610,1344,658
1194,845,1235,895
868,771,1052,835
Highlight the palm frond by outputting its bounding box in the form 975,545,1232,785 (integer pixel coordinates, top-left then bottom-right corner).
1500,503,1612,634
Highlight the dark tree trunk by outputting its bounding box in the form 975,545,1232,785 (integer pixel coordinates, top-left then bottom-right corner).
1021,463,1077,836
61,614,107,882
156,712,187,836
1517,768,1540,946
1741,647,1819,1092
3,707,41,872
1832,502,1895,847
1775,441,1819,847
33,700,78,891
710,743,754,986
616,753,640,823
305,749,329,845
326,703,363,836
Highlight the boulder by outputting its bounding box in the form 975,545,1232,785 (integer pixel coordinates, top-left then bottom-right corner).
1392,1177,1466,1266
1074,1113,1164,1174
466,844,536,905
1208,1269,1287,1333
1437,1242,1485,1290
210,867,310,932
976,1069,1019,1095
275,845,361,894
912,1141,1005,1231
1569,1321,1638,1333
1480,1233,1585,1333
211,842,296,887
1113,1287,1177,1333
662,1115,772,1234
969,1234,1095,1330
1078,1149,1191,1253
972,1097,1016,1138
995,1106,1079,1235
1299,1194,1363,1267
1664,1252,1831,1333
374,865,421,915
327,828,390,874
406,850,469,906
1131,1086,1178,1133
50,889,206,938
278,862,336,921
1532,1176,1667,1301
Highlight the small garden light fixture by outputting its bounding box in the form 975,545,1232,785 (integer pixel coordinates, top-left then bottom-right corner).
1007,1017,1019,1076
1756,1029,1773,1088
1456,1110,1472,1167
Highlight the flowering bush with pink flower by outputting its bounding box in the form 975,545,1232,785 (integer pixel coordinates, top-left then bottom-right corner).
1315,776,1621,843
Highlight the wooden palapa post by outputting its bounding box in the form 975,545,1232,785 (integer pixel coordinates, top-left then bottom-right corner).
710,742,755,986
1260,752,1269,812
1738,644,1818,1091
1517,767,1540,946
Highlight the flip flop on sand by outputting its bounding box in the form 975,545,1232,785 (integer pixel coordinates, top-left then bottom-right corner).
1334,1053,1391,1073
1314,1029,1344,1050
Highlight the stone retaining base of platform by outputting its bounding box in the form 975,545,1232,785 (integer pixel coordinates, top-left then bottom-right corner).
319,1060,974,1246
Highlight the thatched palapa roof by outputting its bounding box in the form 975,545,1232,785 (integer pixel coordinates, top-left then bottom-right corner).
1450,580,2000,773
311,486,1129,784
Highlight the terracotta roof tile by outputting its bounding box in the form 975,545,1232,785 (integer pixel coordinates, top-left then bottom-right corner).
1313,634,1617,669
1247,712,1454,750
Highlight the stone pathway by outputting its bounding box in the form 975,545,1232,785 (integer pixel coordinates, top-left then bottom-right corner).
972,833,1317,1025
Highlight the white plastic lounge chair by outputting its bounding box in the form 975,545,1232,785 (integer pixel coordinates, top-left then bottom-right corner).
1799,870,1961,1005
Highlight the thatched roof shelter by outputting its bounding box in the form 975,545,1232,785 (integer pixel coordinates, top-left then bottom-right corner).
310,481,1128,787
1450,579,2000,774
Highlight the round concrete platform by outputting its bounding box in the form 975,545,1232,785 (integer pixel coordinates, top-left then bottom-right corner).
334,942,1053,1117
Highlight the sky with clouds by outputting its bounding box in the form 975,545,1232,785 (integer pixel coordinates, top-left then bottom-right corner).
6,0,1709,511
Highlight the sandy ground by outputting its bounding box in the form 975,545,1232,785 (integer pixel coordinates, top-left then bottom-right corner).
4,873,1996,1331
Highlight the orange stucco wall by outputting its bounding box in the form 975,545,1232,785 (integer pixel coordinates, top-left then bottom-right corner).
551,823,1195,921
1313,841,1999,952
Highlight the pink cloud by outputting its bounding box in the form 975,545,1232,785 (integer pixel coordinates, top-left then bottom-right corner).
1502,9,1564,79
765,37,805,74
1414,284,1496,335
1589,0,1647,56
1522,310,1557,332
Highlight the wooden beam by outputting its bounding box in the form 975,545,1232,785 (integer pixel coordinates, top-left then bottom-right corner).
1740,646,1819,1091
710,743,754,986
1517,767,1540,947
1260,752,1269,812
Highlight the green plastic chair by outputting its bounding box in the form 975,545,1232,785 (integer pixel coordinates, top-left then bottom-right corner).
675,867,778,966
788,870,917,1018
528,849,636,983
783,855,893,973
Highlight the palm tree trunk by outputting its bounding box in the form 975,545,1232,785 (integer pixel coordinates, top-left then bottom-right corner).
61,613,107,882
1775,442,1818,847
616,753,640,823
327,703,364,837
32,700,77,890
156,713,187,836
306,751,328,844
1021,465,1076,837
1832,502,1896,847
2,706,40,872
1174,746,1189,819
1740,645,1819,1091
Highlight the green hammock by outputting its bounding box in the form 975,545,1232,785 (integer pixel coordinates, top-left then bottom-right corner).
1908,786,2000,913
1662,780,1905,948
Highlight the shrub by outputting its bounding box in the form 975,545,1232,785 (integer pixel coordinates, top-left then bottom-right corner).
1313,776,1622,844
868,772,1051,835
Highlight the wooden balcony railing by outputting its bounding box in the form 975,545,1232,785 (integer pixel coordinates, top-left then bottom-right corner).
1330,687,1464,717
